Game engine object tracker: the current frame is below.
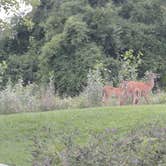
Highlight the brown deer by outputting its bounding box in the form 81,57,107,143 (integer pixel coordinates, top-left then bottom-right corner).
121,80,142,104
102,85,126,105
121,72,158,104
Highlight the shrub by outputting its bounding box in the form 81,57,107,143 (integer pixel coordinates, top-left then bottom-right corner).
118,50,143,82
135,90,166,105
81,69,104,107
150,91,166,104
0,74,165,114
0,61,7,88
0,78,79,114
0,79,40,114
61,124,166,165
31,123,166,166
0,74,103,114
40,77,56,111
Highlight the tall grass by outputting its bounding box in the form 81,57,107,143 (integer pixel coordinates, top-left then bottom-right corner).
0,69,104,114
0,72,165,114
0,79,81,114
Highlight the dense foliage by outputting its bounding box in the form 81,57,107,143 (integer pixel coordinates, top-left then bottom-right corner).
0,0,166,95
58,124,166,166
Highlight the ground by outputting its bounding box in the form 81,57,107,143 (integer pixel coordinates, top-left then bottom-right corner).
0,105,166,165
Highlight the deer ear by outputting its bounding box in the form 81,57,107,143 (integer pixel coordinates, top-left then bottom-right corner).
149,71,153,74
145,71,149,76
156,74,160,78
148,71,154,75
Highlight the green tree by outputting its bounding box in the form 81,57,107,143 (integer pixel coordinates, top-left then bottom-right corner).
1,0,166,95
40,26,102,95
0,61,7,88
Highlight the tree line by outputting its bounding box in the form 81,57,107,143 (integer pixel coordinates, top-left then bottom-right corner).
0,0,166,96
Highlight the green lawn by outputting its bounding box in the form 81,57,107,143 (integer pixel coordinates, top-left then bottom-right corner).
0,105,166,166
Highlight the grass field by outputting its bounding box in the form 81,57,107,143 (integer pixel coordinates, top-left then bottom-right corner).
0,105,166,166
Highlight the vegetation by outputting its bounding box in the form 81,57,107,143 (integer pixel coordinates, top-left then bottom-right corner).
0,105,165,165
61,124,166,166
0,70,165,114
0,0,166,96
0,1,166,166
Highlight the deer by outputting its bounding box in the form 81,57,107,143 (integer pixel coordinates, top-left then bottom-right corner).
121,72,158,105
102,85,126,105
121,81,141,105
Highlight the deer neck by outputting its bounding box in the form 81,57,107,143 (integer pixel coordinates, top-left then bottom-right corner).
146,77,155,90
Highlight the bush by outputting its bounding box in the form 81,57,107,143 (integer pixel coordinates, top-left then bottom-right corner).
0,78,78,114
81,69,103,107
0,79,41,114
0,74,165,114
0,71,104,114
31,123,166,166
118,50,143,82
135,90,166,105
150,91,166,104
61,124,166,165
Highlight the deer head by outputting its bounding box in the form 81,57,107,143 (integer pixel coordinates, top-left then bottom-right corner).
145,71,159,80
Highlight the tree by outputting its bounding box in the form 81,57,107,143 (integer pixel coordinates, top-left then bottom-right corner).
40,22,102,95
0,61,7,88
1,0,166,95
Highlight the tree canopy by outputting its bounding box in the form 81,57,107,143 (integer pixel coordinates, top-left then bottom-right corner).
1,0,166,95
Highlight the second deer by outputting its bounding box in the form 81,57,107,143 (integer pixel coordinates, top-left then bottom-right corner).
122,72,158,104
102,84,126,105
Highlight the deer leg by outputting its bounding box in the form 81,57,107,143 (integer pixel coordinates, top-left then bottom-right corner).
132,94,139,105
135,98,139,104
119,96,124,105
120,91,128,105
102,91,106,104
144,95,149,104
133,97,136,105
132,93,136,105
120,98,124,105
104,97,109,106
102,92,109,106
134,90,141,104
132,96,136,104
102,97,107,105
135,93,141,104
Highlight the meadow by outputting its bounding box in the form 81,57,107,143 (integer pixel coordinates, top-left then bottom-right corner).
0,104,166,165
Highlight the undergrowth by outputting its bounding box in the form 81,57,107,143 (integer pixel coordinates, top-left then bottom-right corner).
32,122,166,166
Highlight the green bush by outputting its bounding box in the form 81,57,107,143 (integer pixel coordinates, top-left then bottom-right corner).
150,91,166,104
31,123,166,165
81,69,103,107
66,124,166,165
0,70,104,114
118,49,143,82
0,79,40,114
